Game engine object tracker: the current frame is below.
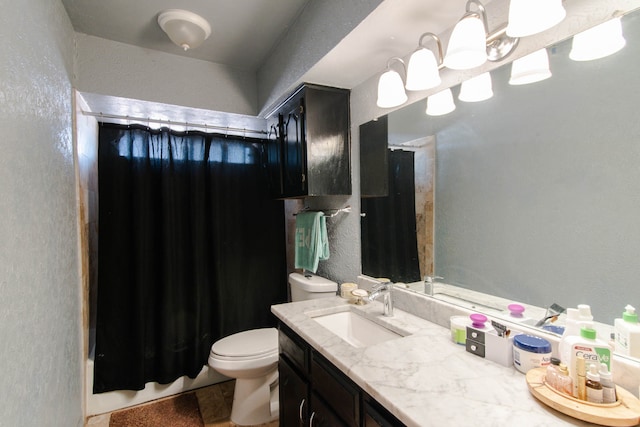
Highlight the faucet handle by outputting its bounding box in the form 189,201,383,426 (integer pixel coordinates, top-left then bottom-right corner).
424,275,444,283
373,280,392,290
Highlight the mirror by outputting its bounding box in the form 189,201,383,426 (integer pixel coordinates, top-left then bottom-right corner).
361,9,640,333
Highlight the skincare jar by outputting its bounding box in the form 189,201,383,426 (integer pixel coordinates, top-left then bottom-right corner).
450,316,470,345
513,334,552,374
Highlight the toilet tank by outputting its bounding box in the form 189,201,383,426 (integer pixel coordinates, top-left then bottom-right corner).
289,272,338,302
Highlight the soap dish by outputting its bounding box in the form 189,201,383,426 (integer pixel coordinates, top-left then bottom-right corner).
526,367,640,426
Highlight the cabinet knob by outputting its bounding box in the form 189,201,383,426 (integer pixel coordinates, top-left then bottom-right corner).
310,411,316,427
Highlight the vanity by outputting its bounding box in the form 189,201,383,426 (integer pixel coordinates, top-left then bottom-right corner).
271,289,625,427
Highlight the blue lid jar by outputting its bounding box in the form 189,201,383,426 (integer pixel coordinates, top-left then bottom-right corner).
513,334,551,354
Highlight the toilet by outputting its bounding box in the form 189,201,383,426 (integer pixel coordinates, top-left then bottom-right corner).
208,272,337,425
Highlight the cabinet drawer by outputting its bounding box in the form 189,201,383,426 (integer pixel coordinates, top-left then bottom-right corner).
279,323,309,375
311,352,360,427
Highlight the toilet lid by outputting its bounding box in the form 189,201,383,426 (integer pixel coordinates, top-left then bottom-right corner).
211,327,278,358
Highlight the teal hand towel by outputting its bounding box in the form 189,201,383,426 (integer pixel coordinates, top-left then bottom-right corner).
294,211,329,273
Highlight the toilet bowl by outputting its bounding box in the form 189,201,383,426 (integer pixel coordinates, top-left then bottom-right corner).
208,273,337,425
208,328,279,426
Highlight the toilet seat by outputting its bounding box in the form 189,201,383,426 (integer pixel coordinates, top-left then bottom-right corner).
210,327,278,361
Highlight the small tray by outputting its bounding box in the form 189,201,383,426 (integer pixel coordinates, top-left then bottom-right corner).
526,367,640,426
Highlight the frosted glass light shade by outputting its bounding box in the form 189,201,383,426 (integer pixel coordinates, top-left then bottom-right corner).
377,69,408,108
459,72,493,102
570,18,626,61
443,15,487,70
506,0,566,37
509,48,552,85
426,88,456,116
158,9,211,51
406,48,442,91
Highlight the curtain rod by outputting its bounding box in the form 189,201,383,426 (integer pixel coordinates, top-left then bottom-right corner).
80,110,268,136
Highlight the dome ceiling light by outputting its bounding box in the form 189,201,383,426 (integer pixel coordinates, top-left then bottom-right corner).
157,9,211,51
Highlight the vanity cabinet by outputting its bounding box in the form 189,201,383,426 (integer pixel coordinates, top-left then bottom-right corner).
278,322,404,427
266,84,351,199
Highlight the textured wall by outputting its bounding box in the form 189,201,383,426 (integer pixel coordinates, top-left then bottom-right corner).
0,0,83,425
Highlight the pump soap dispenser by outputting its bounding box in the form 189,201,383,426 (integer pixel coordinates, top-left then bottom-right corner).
615,305,640,358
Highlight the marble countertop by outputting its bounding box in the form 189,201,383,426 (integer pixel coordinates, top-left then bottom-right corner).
271,296,598,427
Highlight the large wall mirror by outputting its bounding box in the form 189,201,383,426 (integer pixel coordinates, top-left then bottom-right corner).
360,8,640,339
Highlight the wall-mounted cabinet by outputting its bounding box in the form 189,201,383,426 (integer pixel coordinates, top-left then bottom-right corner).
266,84,351,199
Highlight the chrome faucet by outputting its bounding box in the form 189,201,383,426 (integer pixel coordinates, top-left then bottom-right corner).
424,275,443,296
366,282,394,316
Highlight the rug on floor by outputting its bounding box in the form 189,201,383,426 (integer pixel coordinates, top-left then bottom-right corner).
109,392,204,427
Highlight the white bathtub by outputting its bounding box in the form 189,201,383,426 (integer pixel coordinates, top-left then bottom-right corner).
85,345,228,416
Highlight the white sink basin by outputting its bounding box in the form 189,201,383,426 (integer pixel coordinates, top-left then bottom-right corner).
311,310,404,348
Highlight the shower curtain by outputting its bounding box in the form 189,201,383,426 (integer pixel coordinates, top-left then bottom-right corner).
94,123,287,393
361,149,420,283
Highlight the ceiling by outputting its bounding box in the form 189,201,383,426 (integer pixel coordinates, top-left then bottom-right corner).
61,0,472,89
61,0,311,71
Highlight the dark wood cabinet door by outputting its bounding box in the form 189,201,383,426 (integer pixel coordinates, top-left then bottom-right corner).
281,97,307,197
310,392,348,427
279,358,310,427
266,116,284,198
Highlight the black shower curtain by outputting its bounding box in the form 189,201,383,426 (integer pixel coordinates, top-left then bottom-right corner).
94,123,287,393
361,149,421,283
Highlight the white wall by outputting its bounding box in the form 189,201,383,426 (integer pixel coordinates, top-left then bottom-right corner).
75,34,258,116
0,0,83,425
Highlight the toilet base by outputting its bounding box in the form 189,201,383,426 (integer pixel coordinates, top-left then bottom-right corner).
230,369,279,426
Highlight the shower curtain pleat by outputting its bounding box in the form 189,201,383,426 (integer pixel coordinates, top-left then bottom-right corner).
94,124,287,393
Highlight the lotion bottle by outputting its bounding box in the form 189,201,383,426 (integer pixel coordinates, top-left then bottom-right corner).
560,305,593,366
564,326,611,398
599,362,617,404
614,305,640,358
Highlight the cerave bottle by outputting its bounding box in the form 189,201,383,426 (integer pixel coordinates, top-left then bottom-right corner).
563,327,611,398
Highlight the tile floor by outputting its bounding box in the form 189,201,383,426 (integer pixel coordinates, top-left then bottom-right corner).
86,380,279,427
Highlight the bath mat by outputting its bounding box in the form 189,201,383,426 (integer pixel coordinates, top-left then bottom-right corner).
109,392,204,427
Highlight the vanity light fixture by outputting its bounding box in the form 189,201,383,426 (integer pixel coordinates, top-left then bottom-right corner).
376,57,408,108
426,88,456,116
405,33,443,91
569,17,626,61
506,0,566,38
443,0,519,70
509,48,552,85
458,72,493,102
443,0,488,70
158,9,211,51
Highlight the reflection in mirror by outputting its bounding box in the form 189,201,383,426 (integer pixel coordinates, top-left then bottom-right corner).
360,9,640,342
360,119,434,283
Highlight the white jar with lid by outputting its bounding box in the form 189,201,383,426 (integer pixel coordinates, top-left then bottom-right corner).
513,334,552,374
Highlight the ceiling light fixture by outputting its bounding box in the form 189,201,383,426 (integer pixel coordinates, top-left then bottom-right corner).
458,72,494,102
506,0,566,38
509,48,552,85
426,88,456,116
405,33,443,91
376,58,408,108
569,17,626,61
443,0,519,70
158,9,211,51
